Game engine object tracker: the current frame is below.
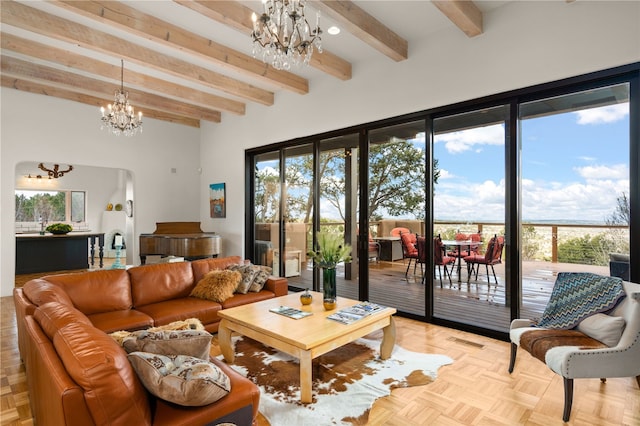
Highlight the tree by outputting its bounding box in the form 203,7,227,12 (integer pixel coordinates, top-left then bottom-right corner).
254,139,440,224
607,192,630,225
322,140,439,223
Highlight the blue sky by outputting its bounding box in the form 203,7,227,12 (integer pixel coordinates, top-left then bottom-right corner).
255,102,629,224
434,103,629,223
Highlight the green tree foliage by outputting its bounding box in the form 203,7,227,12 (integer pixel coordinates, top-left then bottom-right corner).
521,226,540,260
255,141,439,224
557,233,616,266
15,192,65,222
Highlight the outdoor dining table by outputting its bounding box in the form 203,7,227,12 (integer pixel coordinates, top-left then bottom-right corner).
440,239,482,283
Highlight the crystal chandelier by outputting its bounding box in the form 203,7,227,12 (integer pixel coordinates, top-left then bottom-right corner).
100,60,142,137
251,0,322,70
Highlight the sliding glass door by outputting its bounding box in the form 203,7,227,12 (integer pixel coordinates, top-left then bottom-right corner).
519,83,631,319
432,105,510,332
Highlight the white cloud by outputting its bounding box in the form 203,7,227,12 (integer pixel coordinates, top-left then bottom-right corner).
574,163,628,180
575,104,628,125
435,124,504,154
436,176,628,223
438,169,455,179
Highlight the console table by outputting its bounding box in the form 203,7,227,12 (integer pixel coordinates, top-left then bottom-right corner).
15,232,104,274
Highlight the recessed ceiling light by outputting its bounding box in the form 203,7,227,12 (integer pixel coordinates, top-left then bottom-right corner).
328,26,340,35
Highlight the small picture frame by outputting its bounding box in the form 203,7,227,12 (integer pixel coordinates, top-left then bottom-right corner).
209,183,226,218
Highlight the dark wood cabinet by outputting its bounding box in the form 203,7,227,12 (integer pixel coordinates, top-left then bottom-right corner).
16,233,104,274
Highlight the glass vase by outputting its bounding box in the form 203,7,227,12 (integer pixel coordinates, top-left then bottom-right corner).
322,267,337,310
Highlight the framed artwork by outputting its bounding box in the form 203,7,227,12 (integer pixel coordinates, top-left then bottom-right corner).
209,183,226,218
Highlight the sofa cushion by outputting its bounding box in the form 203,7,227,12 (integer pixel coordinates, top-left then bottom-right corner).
22,279,73,307
576,313,626,347
191,270,241,303
128,352,231,406
87,309,154,334
43,269,132,315
129,262,195,307
34,302,93,340
53,321,151,425
190,256,243,283
123,330,212,360
134,297,223,328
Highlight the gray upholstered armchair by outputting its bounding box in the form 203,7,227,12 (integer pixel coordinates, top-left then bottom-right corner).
508,280,640,422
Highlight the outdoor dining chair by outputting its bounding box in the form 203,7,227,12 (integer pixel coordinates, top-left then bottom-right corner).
464,234,504,285
431,235,456,287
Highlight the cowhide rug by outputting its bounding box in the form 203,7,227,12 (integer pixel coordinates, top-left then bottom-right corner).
218,336,453,425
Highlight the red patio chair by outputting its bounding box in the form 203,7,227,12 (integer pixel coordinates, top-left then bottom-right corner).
399,231,419,277
432,236,456,287
464,235,504,285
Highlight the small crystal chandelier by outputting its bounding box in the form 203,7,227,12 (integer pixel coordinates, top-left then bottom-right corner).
100,60,142,137
251,0,322,70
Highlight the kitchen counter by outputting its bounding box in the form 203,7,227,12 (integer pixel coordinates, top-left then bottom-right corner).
15,232,104,274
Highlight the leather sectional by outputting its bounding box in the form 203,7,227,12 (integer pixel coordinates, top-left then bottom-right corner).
13,256,289,426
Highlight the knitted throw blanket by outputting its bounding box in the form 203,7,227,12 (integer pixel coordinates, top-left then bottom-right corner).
537,272,626,329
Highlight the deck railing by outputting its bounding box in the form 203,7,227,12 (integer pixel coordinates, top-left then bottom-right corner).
309,220,629,266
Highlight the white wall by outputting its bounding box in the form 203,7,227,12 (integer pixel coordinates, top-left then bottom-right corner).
1,1,638,297
198,0,640,259
1,90,201,296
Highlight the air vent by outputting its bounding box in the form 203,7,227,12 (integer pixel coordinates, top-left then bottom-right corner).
447,336,485,348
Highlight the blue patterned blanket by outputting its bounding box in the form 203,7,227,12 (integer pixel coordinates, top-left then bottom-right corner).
537,272,626,329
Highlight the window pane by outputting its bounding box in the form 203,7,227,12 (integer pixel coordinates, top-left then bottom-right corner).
433,105,509,332
71,191,85,222
519,83,630,318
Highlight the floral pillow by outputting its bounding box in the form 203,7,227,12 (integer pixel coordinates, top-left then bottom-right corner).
249,266,272,292
122,330,212,360
227,264,258,294
128,352,230,406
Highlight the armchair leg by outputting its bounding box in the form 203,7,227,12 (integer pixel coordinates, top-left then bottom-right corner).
636,375,640,388
508,343,517,373
563,377,573,422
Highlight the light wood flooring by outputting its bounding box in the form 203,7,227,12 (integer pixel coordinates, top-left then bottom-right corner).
2,299,639,425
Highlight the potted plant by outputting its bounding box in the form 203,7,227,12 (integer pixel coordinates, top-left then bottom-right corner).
307,232,352,310
46,223,73,235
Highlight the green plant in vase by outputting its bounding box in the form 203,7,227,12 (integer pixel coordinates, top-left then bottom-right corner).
45,223,72,235
307,232,352,310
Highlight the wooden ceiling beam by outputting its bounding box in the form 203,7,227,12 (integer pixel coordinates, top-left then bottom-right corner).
174,0,352,81
1,75,201,127
1,56,221,123
1,33,240,115
52,0,309,95
0,0,272,107
431,1,483,38
314,0,408,62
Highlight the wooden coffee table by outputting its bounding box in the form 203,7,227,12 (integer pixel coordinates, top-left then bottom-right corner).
217,292,396,403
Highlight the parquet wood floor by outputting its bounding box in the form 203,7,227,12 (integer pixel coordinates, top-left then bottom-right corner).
2,296,638,425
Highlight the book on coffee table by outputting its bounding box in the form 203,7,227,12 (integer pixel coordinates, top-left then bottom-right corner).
269,306,313,320
327,302,386,324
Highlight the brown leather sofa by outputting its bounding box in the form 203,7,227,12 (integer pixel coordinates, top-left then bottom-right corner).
13,256,289,426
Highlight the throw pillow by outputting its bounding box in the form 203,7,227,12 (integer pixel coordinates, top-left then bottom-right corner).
577,313,626,347
128,352,230,406
123,330,212,360
190,270,241,303
249,266,272,292
227,264,258,294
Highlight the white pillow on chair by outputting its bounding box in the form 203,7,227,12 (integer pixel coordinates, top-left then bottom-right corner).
576,313,625,347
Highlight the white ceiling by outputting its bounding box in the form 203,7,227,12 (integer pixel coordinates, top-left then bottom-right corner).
1,1,511,126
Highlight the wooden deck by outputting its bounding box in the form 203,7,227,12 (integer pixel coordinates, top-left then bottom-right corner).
286,259,610,333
